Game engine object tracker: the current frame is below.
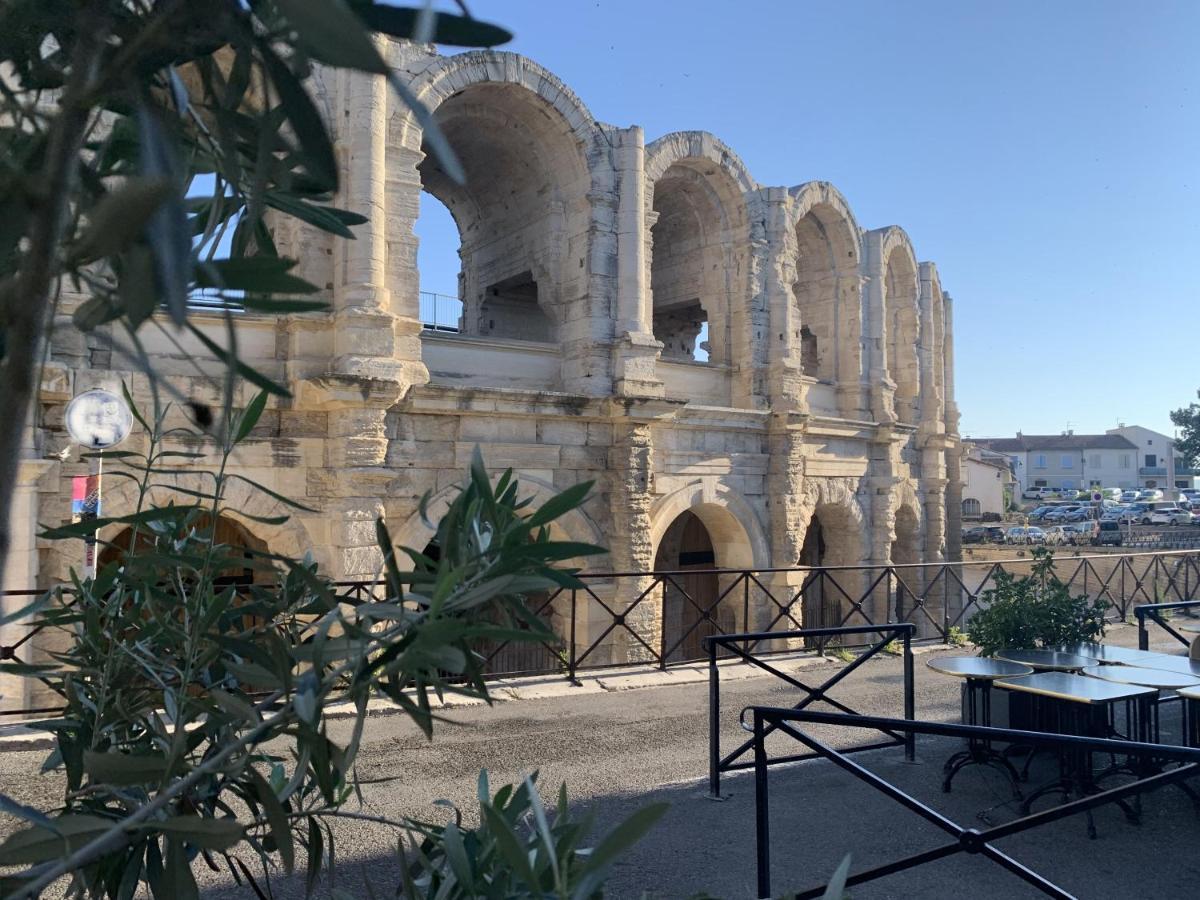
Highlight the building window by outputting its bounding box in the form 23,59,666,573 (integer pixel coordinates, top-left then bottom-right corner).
1061,455,1073,468
1146,454,1157,468
1119,454,1131,469
1034,454,1047,469
962,498,981,518
1089,454,1101,468
1033,479,1047,487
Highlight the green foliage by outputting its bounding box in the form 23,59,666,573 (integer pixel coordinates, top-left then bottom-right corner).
1171,391,1200,468
946,626,970,648
0,388,632,899
398,771,667,899
826,646,856,663
965,548,1108,657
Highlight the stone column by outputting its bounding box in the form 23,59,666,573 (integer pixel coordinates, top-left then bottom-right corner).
763,188,808,414
606,416,659,662
861,232,896,425
763,413,809,639
612,126,664,399
943,294,960,435
917,263,943,431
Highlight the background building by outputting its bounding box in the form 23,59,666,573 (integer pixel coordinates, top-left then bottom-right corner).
960,444,1016,519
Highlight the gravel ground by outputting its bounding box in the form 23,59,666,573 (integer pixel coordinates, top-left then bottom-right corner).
2,624,1198,898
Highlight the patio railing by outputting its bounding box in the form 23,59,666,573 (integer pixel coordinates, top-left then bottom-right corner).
3,550,1200,716
1135,598,1200,651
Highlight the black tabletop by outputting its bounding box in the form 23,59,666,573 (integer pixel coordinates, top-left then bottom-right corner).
926,656,1034,680
994,649,1098,671
994,672,1157,704
1082,664,1200,691
1141,655,1200,678
1055,642,1169,665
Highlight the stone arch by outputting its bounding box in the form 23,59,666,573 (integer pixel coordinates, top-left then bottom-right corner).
390,52,613,393
648,480,770,571
644,132,755,372
878,227,922,424
94,473,320,569
796,478,869,568
795,478,870,630
391,475,606,571
787,182,864,395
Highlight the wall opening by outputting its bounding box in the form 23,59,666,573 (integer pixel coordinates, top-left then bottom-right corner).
650,161,746,366
416,190,464,333
100,514,270,588
792,210,850,385
798,503,866,635
416,82,590,350
884,250,921,423
962,498,982,518
655,510,727,662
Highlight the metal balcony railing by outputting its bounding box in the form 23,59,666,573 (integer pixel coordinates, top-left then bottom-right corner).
419,291,462,333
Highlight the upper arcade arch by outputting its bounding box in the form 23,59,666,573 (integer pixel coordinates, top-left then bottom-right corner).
644,133,755,373
786,182,864,394
876,227,922,425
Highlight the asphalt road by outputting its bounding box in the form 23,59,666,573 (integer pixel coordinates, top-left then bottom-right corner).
2,625,1198,898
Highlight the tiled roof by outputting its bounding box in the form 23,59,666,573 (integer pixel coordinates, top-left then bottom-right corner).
973,434,1139,452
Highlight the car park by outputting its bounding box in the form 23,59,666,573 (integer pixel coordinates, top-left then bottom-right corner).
1066,521,1099,544
962,526,986,544
1138,489,1164,501
1022,486,1046,500
1120,490,1140,503
983,526,1007,543
1006,526,1045,545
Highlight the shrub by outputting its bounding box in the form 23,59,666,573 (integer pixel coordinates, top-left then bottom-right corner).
966,548,1108,656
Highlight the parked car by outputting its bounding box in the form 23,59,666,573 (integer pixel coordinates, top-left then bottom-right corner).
983,526,1007,543
1138,489,1164,501
1022,486,1046,500
1042,525,1070,545
1094,520,1124,546
1066,521,1099,545
1006,526,1046,545
1144,508,1194,526
962,526,986,544
1120,490,1140,503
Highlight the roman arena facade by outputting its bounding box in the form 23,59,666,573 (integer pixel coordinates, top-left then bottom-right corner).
5,42,962,696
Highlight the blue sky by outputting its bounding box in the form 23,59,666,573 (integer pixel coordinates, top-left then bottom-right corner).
416,0,1200,437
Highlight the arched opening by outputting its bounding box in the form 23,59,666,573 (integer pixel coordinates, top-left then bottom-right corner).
100,513,270,588
655,510,730,662
418,538,561,677
891,504,923,622
416,82,590,351
793,207,857,385
962,498,982,518
884,249,921,424
415,190,464,333
650,162,746,365
798,504,866,633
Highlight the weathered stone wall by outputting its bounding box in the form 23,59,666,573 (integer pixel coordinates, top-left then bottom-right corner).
11,43,964,689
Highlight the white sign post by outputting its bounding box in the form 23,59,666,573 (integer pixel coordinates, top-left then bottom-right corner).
65,389,133,578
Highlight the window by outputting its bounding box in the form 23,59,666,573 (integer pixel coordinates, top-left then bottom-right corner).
1119,454,1131,469
1033,479,1047,487
1034,454,1047,469
1089,454,1101,468
1061,455,1073,468
1146,454,1157,468
962,498,981,517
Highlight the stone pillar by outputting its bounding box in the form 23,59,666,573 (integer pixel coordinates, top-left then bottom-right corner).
606,416,659,662
943,294,960,435
917,263,943,431
861,232,895,425
763,413,809,638
612,127,664,399
763,188,808,414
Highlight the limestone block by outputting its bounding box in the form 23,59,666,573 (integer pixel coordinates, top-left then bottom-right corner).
540,420,588,446
280,411,329,438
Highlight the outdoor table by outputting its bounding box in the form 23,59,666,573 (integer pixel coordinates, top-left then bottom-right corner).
1140,654,1200,679
994,649,1097,672
1056,642,1169,666
925,656,1033,797
1081,664,1200,744
1179,685,1200,748
995,672,1154,838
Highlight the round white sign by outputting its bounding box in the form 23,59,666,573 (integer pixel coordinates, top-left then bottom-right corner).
65,389,133,449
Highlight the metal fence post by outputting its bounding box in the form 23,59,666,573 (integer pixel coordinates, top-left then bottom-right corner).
708,638,722,799
569,588,578,683
1137,608,1148,651
754,709,771,900
903,627,915,762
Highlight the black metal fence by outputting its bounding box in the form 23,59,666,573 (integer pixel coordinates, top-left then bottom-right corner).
705,624,915,799
1135,598,1200,651
3,550,1200,714
748,707,1200,899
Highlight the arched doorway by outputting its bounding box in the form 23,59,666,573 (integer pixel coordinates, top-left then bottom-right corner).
100,513,269,589
798,502,867,633
418,540,561,678
891,505,923,622
655,510,728,663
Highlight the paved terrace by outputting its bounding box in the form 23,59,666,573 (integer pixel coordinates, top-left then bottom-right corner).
0,623,1197,898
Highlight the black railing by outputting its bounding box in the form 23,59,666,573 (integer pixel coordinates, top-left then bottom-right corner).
1135,598,1200,651
748,707,1200,899
4,550,1200,712
705,625,915,799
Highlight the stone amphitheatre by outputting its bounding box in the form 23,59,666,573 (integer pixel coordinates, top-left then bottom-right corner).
4,42,962,702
